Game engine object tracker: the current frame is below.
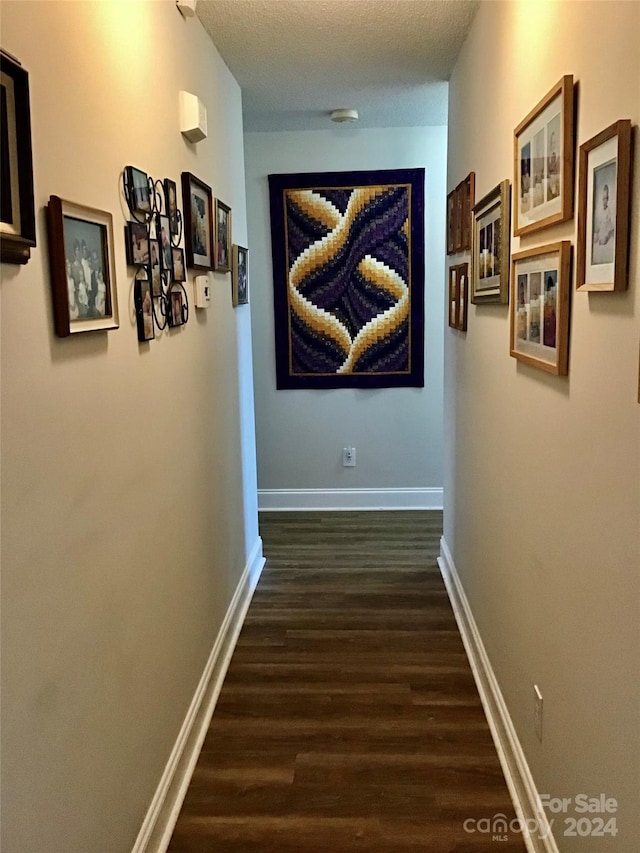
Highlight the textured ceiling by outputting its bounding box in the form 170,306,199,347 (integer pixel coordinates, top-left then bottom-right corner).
196,0,479,131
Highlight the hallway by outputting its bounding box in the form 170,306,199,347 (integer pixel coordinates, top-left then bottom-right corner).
168,512,526,852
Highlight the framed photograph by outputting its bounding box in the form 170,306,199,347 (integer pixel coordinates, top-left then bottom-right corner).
149,238,162,297
46,196,119,336
514,76,574,237
125,221,149,266
214,199,232,272
181,172,214,270
164,178,179,237
446,190,455,255
172,247,186,282
448,262,469,332
125,165,152,216
471,179,511,304
510,241,571,375
232,244,249,306
157,213,173,277
134,272,154,342
577,120,633,292
168,288,186,327
0,50,36,264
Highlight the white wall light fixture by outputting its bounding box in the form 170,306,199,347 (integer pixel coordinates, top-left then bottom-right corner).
330,109,359,124
179,91,207,143
176,0,197,18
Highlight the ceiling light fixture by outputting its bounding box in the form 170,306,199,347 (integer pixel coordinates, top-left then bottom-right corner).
176,0,197,18
330,109,359,124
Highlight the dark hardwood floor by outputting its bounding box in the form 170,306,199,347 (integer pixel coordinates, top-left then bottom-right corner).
168,511,526,852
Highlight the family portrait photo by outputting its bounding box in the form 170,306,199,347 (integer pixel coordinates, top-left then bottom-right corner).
165,178,179,237
172,247,186,282
64,216,110,321
169,289,185,327
232,244,249,306
149,238,162,296
135,274,154,342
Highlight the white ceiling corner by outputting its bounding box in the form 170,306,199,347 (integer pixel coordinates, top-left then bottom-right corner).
196,0,479,131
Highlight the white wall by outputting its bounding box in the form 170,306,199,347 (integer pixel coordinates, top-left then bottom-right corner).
244,127,447,506
0,2,259,852
445,2,640,850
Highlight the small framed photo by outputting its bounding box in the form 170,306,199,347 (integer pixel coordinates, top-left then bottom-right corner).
125,165,152,215
172,247,186,282
149,238,162,297
232,244,249,306
46,196,119,336
125,221,149,266
168,288,186,327
448,262,469,331
157,213,173,276
181,172,214,270
471,179,511,304
0,51,36,264
510,241,571,375
514,76,574,237
134,272,154,342
214,199,232,272
164,178,179,237
577,120,633,292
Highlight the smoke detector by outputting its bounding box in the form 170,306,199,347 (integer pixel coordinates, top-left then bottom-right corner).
330,109,359,124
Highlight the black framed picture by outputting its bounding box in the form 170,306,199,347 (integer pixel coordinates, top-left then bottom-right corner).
181,171,214,270
149,238,162,297
0,50,36,264
232,244,249,306
168,288,186,327
125,165,152,216
214,198,232,272
164,178,179,237
125,221,150,266
172,247,186,282
134,272,154,342
157,213,173,276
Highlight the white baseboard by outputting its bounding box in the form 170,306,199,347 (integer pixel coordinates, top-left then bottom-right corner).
131,537,265,853
438,537,558,853
258,487,443,511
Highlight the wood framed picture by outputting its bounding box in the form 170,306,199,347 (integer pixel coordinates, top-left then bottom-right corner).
471,179,511,304
232,244,249,306
459,173,475,252
510,241,571,375
576,119,633,292
181,172,214,270
446,190,455,254
0,50,36,264
134,272,154,342
46,196,119,336
168,288,186,327
214,198,232,272
125,220,149,266
514,75,574,237
448,262,469,332
125,165,152,216
164,178,179,237
172,247,186,282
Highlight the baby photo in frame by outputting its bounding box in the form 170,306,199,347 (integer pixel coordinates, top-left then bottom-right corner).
577,119,632,292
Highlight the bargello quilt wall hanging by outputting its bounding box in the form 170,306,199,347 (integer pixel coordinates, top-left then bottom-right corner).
268,168,425,389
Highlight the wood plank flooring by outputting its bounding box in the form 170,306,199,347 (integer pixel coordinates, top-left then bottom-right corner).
168,511,526,852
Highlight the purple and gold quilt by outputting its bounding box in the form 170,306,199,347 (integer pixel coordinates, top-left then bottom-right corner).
268,169,425,389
